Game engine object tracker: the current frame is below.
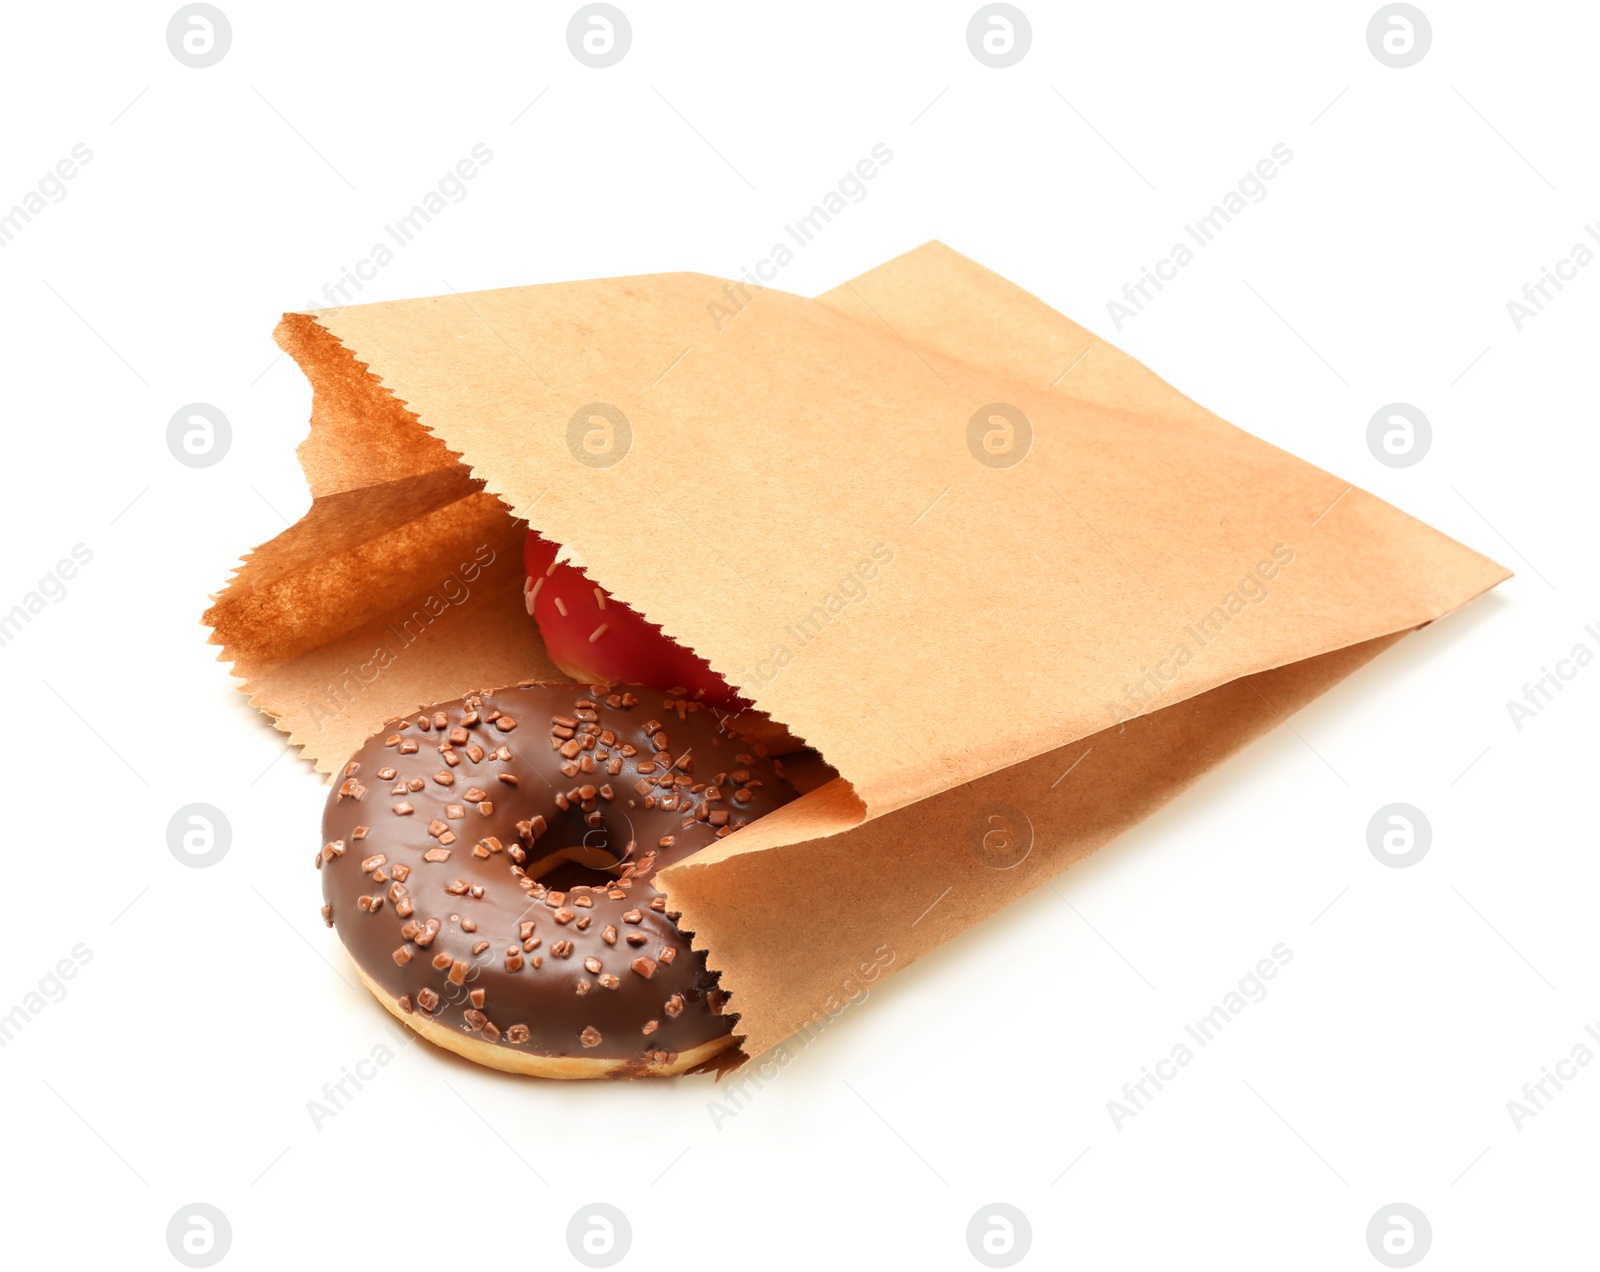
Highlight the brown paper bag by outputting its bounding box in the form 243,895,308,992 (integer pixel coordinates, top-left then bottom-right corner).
204,242,1507,1064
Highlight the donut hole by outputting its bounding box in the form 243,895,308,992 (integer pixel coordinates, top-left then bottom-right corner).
536,857,627,893
521,819,636,884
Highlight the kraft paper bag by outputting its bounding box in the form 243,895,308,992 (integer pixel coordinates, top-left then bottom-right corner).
205,242,1507,1063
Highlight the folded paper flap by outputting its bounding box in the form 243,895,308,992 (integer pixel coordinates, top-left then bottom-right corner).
205,313,547,774
298,244,1507,819
276,311,468,498
235,526,540,775
816,241,1237,432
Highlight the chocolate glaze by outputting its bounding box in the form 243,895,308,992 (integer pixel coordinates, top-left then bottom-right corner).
319,682,796,1071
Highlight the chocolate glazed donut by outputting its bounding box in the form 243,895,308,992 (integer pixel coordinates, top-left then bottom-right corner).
317,682,797,1078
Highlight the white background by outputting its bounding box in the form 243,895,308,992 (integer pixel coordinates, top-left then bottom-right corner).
1,1,1595,1268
